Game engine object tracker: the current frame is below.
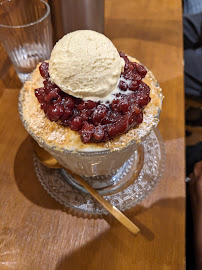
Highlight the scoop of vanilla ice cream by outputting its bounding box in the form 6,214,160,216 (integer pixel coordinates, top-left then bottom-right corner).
49,30,125,100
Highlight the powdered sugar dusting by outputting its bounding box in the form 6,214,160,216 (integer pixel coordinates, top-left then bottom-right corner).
47,130,65,143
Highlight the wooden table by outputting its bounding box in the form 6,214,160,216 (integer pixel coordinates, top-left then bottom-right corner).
0,0,185,269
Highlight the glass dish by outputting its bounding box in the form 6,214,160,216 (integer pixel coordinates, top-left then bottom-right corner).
34,128,165,215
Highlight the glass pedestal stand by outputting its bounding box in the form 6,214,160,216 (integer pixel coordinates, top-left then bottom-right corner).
34,128,165,215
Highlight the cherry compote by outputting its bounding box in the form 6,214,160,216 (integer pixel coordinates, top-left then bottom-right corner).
35,53,151,143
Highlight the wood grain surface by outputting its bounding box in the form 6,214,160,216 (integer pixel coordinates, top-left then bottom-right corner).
0,0,185,269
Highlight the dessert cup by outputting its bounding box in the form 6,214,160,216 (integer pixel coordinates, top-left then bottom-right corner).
19,58,163,187
34,128,165,212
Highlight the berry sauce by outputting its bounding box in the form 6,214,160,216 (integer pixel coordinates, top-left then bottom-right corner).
35,52,151,143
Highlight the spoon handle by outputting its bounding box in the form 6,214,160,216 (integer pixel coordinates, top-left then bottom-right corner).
33,140,140,235
69,170,140,235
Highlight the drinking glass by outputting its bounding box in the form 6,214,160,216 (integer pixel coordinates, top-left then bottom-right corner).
0,0,52,83
49,0,104,41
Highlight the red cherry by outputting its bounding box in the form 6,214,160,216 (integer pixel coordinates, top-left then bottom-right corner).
46,104,64,121
39,62,49,78
92,105,108,126
79,122,95,143
118,80,128,91
70,116,82,131
94,125,105,140
129,81,138,91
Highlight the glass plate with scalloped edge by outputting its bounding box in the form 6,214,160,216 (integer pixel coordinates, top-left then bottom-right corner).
34,128,165,215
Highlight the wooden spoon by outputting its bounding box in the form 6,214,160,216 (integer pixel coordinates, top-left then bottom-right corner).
33,140,140,235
